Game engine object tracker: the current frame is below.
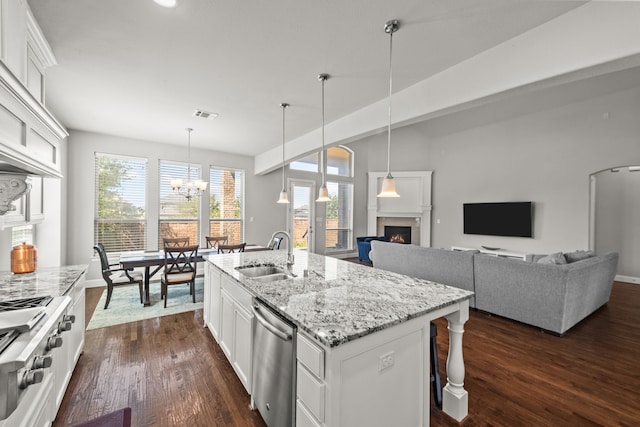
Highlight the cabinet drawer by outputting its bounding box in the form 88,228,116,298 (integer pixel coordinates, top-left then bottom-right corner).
221,275,252,311
297,363,325,422
296,399,322,427
297,332,324,379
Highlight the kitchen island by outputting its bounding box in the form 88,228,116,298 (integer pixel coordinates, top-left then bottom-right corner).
204,250,473,426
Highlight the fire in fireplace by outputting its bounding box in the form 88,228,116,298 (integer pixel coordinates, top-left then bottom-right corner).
384,226,411,244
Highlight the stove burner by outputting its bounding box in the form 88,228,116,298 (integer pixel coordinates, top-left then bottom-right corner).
0,296,52,312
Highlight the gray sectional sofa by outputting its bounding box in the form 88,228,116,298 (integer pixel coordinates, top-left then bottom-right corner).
369,241,619,335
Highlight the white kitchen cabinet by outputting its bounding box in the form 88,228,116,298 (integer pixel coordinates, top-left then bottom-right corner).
0,0,27,81
0,0,55,96
219,288,234,359
215,272,253,394
203,262,221,341
297,332,326,425
232,303,252,389
0,0,66,186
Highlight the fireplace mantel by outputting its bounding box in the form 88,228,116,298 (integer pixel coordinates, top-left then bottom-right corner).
367,171,433,247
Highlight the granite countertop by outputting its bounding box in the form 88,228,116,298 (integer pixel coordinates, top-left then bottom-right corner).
0,265,88,301
206,250,473,348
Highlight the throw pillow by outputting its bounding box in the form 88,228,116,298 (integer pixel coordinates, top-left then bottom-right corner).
537,252,567,265
564,250,594,263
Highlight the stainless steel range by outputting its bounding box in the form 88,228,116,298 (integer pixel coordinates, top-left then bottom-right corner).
0,295,73,422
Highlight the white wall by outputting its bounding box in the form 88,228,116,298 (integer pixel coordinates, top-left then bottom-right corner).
346,80,640,257
595,167,640,278
66,130,284,281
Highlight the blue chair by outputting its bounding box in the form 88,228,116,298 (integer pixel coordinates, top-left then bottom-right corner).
356,236,386,263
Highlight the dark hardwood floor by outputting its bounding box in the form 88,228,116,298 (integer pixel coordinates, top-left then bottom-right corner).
55,280,640,426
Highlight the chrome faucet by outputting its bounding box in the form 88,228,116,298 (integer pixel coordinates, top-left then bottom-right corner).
270,230,294,267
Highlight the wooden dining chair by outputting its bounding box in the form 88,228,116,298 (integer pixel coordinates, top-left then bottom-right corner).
217,243,246,253
163,237,190,248
206,235,228,250
161,245,199,308
94,243,143,309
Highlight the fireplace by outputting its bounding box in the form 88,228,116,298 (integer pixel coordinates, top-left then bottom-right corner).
368,171,433,247
376,217,420,245
385,226,411,244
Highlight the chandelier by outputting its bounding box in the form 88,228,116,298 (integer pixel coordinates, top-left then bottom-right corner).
170,127,207,200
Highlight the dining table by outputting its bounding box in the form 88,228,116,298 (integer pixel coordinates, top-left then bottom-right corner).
119,245,267,306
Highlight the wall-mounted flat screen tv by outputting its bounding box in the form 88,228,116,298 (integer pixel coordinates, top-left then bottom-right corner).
463,202,533,238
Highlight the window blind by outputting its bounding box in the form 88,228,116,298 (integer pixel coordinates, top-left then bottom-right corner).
209,167,244,244
159,160,200,247
94,153,147,253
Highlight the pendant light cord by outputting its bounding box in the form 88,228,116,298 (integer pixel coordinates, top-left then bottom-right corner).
387,29,393,176
281,103,288,188
321,75,326,185
186,127,192,186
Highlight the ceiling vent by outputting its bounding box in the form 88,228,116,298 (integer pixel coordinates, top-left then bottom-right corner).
193,109,218,120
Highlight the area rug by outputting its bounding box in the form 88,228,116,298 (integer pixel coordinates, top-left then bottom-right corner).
87,278,204,330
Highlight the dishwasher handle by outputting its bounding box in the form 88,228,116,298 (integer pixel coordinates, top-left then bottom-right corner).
253,304,292,341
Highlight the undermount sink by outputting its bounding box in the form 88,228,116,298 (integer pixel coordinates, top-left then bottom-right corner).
250,272,292,282
236,265,285,277
236,265,295,282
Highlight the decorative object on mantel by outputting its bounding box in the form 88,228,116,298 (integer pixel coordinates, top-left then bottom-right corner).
277,103,291,204
169,128,207,200
377,19,401,198
0,174,31,215
316,73,331,202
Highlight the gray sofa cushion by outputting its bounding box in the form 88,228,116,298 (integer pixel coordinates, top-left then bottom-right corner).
564,250,594,263
537,252,567,265
370,241,476,307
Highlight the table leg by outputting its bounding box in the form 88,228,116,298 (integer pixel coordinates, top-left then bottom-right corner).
143,266,151,306
443,299,469,422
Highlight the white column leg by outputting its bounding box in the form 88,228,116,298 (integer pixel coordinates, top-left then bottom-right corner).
443,299,469,422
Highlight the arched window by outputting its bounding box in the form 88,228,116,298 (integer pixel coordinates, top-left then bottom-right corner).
327,146,353,177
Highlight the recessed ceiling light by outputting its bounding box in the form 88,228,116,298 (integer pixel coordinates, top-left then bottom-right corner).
153,0,177,8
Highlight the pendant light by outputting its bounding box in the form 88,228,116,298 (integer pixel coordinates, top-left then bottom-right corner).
316,73,331,202
377,20,400,198
277,103,290,204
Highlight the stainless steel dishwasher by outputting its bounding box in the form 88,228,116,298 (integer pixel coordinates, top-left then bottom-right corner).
251,298,297,427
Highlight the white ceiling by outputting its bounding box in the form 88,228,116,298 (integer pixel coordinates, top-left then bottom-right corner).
28,0,587,158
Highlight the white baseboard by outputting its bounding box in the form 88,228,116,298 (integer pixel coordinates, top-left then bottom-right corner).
615,274,640,285
85,278,106,288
